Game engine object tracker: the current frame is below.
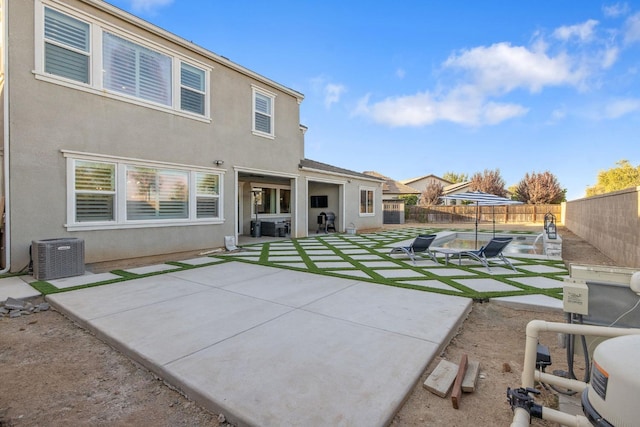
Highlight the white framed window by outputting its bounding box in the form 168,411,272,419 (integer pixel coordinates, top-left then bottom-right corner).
252,86,275,138
44,6,91,84
359,187,375,216
74,160,116,222
65,152,223,230
181,62,206,115
103,32,172,106
36,2,210,119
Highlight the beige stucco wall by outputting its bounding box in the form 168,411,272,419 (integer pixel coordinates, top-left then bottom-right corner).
6,0,305,269
564,187,640,268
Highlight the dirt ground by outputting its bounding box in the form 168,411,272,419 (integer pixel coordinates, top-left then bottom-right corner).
0,226,615,426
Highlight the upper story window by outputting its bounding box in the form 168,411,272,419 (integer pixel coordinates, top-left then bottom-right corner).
103,32,172,106
38,4,209,119
252,86,275,138
44,7,90,84
181,63,206,115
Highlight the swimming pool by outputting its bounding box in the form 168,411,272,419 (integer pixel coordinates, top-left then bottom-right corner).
433,233,544,255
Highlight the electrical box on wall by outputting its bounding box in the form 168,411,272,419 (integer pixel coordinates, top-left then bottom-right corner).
563,279,589,315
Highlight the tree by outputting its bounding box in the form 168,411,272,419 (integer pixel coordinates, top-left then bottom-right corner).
514,171,565,204
469,169,507,197
442,171,469,183
420,181,444,205
586,160,640,197
398,194,418,206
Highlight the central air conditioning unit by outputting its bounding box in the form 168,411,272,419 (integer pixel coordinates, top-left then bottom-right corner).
31,238,85,280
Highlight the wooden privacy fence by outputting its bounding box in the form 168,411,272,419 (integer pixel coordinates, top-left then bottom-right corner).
405,204,562,224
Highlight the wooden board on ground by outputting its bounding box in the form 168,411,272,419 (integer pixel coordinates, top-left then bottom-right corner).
451,354,468,409
462,360,480,392
423,359,458,398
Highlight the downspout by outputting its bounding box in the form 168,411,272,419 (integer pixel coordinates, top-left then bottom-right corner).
0,0,10,274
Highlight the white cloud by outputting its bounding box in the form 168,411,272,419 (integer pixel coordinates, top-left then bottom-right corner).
443,42,586,94
604,98,640,118
623,12,640,44
130,0,173,13
600,46,619,68
354,86,528,127
553,20,599,42
603,3,630,18
323,83,346,109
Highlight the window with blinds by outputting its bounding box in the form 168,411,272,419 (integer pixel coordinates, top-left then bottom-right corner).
44,7,90,83
181,63,206,115
103,33,172,106
69,156,223,227
126,167,188,220
253,90,274,136
196,173,219,218
74,161,116,222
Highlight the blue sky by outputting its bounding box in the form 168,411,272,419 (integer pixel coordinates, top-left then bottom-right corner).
108,0,640,200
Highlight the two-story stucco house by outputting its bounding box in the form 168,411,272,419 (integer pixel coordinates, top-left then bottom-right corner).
0,0,383,272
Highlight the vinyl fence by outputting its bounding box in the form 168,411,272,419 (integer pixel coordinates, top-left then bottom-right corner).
405,204,562,224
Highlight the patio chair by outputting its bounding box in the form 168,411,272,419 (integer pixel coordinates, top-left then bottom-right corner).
456,237,516,272
389,234,437,265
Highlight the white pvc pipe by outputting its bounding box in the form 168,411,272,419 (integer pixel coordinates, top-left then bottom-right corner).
0,0,10,274
534,371,587,393
522,320,640,388
510,320,640,427
541,407,592,427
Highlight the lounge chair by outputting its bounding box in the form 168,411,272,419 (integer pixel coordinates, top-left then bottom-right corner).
456,237,516,272
389,234,437,265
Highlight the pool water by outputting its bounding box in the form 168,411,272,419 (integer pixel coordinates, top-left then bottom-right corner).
440,238,543,255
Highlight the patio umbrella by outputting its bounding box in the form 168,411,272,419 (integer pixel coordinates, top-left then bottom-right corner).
440,191,523,249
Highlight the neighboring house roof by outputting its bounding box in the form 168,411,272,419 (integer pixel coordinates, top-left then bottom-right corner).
443,181,471,194
400,174,452,186
363,171,421,195
299,159,384,182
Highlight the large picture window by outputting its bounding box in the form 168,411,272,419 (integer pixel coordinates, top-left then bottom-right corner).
66,153,223,229
103,33,172,106
38,4,209,118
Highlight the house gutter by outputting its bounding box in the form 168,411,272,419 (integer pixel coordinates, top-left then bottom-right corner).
1,0,10,273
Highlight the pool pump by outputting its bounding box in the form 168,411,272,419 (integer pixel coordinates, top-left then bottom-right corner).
582,334,640,426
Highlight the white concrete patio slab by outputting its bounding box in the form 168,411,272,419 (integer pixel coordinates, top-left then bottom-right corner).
360,261,399,268
315,262,355,269
510,276,566,289
516,265,568,274
46,261,472,427
268,255,304,262
0,276,40,302
421,268,478,277
453,278,522,292
272,262,308,269
374,269,428,279
48,272,123,289
124,263,181,275
492,294,563,312
307,255,342,261
164,309,440,427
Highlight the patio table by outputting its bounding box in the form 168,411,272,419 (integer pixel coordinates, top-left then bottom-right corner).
432,248,464,266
